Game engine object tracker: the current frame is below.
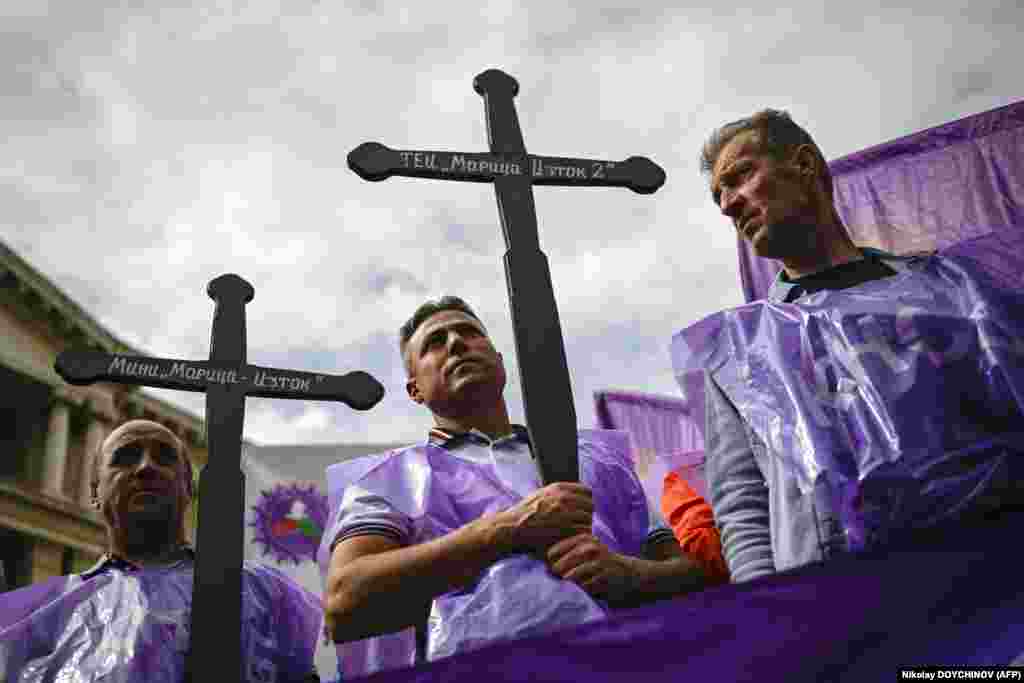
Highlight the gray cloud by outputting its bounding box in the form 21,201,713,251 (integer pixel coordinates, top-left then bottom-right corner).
346,265,429,298
3,1,1021,444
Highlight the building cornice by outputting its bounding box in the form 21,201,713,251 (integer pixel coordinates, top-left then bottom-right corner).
1,239,209,444
0,240,134,355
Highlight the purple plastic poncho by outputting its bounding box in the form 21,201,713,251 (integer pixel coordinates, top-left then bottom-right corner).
672,250,1024,553
316,429,650,679
0,560,323,682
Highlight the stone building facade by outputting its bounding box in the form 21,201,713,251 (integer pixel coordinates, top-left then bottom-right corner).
1,239,208,590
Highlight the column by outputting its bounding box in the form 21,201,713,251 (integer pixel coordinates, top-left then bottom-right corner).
78,420,109,506
28,538,65,583
41,395,70,498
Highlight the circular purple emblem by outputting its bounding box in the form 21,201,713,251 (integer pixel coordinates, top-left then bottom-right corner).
249,481,329,565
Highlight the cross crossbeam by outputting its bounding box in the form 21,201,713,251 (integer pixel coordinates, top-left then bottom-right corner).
57,351,382,406
55,273,385,682
348,68,665,485
349,143,665,193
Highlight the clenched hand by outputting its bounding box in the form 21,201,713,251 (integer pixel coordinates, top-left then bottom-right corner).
498,483,593,554
545,533,633,602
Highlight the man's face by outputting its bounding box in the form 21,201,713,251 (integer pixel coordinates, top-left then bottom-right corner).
405,310,506,414
94,421,192,536
710,130,817,259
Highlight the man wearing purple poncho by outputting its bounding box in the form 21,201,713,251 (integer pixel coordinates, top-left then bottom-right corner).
0,420,323,682
689,110,1024,583
320,297,708,678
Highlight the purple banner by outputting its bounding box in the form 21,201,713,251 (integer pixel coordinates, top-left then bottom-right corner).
344,516,1024,682
737,99,1024,302
593,390,707,504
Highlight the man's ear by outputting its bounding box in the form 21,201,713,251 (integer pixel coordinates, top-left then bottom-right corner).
406,377,423,404
792,144,818,178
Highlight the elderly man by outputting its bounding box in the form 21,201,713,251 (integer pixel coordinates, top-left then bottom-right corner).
0,419,322,682
320,297,708,678
691,109,1024,583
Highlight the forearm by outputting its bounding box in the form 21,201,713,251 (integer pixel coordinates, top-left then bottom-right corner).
326,515,514,642
612,554,706,608
710,452,773,583
705,376,774,583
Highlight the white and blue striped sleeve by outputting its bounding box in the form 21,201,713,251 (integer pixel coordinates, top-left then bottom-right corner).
326,483,415,553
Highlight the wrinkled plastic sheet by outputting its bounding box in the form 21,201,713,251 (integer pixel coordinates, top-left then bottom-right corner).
0,562,323,682
316,430,650,679
672,251,1024,552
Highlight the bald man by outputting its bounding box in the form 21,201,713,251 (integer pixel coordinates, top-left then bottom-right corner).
0,420,323,683
89,419,196,570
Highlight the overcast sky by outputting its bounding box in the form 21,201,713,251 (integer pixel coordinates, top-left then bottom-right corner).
3,1,1021,445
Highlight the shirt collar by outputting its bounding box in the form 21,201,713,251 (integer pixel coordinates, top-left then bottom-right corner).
767,247,894,302
80,544,195,580
428,424,531,450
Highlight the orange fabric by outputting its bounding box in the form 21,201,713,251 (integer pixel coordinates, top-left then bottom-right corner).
660,471,729,584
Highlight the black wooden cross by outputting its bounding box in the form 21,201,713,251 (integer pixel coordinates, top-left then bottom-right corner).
348,68,666,484
54,273,385,682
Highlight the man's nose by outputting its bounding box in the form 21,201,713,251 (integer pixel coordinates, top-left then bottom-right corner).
446,331,468,353
719,189,745,221
133,448,165,474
